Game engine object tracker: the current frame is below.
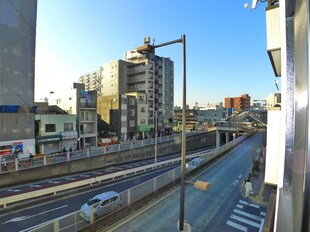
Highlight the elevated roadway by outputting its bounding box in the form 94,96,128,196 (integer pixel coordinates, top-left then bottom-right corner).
106,133,266,232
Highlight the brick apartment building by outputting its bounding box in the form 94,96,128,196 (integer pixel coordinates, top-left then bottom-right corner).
224,93,251,111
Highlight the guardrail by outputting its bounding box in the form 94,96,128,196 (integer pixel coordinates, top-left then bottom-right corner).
0,132,205,174
31,134,249,232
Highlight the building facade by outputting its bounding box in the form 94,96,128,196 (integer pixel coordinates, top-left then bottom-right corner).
224,93,251,111
0,0,37,158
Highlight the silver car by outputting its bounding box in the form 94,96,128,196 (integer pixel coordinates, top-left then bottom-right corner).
80,191,122,221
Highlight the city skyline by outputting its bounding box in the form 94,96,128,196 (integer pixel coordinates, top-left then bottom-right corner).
35,0,279,107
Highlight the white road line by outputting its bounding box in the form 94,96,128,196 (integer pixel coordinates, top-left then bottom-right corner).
7,189,21,192
234,209,263,221
230,214,261,228
226,220,248,232
236,204,244,209
260,211,266,216
30,184,42,188
2,205,68,224
239,200,260,208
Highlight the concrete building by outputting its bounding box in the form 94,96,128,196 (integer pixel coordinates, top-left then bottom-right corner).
266,92,281,108
197,109,227,125
263,0,310,231
126,49,174,135
35,103,77,154
73,83,97,149
127,92,149,139
0,1,37,158
79,71,101,96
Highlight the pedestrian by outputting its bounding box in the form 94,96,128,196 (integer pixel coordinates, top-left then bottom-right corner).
63,147,66,153
29,152,34,166
69,146,72,152
1,159,7,171
244,180,253,198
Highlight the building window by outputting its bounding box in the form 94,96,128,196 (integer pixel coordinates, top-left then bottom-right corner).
129,120,135,127
141,107,145,112
129,98,135,105
129,109,135,116
140,119,146,124
64,123,73,131
45,124,56,132
139,95,144,101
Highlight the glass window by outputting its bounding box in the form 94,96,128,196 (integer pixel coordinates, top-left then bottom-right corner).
64,123,73,131
45,124,56,132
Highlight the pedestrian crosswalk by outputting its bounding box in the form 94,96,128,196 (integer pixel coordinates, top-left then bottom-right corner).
225,199,266,232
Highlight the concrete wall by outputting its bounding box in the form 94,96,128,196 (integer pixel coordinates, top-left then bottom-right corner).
0,132,215,187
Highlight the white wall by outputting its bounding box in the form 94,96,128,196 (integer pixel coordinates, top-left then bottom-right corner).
265,108,281,185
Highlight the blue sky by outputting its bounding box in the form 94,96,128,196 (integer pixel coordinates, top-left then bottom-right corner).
35,0,278,107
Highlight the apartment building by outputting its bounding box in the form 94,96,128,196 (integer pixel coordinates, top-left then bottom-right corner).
79,71,101,96
81,46,174,138
224,93,251,111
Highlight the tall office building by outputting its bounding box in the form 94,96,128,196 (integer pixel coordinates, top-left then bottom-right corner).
0,1,37,157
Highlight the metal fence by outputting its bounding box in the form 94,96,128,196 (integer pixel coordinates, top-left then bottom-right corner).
0,132,206,174
31,134,248,232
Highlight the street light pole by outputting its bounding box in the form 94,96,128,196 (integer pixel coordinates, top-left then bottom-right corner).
179,34,187,232
110,98,116,135
152,109,162,165
137,35,187,231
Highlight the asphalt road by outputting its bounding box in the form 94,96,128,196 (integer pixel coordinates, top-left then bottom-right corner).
0,165,176,232
108,132,266,232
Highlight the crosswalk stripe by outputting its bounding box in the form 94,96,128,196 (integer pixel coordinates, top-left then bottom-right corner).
226,220,248,232
260,211,266,216
239,200,260,208
236,204,244,209
230,214,261,228
234,209,263,221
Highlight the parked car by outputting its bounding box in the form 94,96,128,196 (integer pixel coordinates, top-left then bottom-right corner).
80,191,122,221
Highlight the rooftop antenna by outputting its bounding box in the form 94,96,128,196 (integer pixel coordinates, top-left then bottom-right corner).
273,79,280,91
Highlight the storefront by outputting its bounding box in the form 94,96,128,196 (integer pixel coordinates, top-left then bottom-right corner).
36,135,61,155
60,131,78,151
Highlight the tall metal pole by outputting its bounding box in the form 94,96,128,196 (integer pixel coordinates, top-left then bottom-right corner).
179,34,186,231
155,110,158,164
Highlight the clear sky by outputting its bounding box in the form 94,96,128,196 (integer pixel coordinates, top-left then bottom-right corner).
35,0,279,107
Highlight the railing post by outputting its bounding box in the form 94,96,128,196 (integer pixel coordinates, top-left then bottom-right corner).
44,156,47,165
128,189,131,205
15,159,18,171
87,149,90,157
66,152,70,161
90,205,94,224
53,220,59,232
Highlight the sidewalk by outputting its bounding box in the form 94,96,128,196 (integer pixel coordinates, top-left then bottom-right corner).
241,157,276,206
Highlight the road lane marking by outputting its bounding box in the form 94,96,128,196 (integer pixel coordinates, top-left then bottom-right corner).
230,214,261,228
233,209,263,221
2,205,68,224
226,220,248,232
260,211,266,216
239,200,260,208
30,184,42,188
7,189,21,192
236,204,244,209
